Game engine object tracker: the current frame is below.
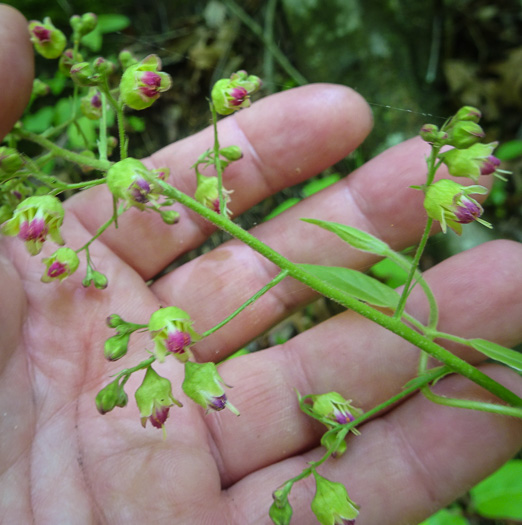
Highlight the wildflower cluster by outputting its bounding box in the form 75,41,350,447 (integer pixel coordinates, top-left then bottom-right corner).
419,106,507,235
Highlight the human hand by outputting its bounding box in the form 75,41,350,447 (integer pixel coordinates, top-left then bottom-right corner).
1,6,521,524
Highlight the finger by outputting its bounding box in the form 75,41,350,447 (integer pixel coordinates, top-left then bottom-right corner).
227,364,522,524
202,240,522,485
151,136,493,362
0,5,34,140
68,84,372,278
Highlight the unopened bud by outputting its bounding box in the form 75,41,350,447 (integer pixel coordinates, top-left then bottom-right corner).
95,379,128,415
104,333,130,361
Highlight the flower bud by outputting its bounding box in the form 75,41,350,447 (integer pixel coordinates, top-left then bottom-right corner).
182,361,240,415
119,54,172,110
322,429,348,458
311,472,359,525
423,179,491,234
439,142,500,182
41,247,80,283
80,88,103,120
106,314,125,329
446,121,485,149
0,147,24,177
194,175,232,216
106,158,163,209
58,49,84,76
1,195,65,255
104,333,130,361
82,269,108,289
454,105,481,123
70,13,97,37
32,78,50,98
92,56,115,76
219,145,243,161
135,366,182,429
148,306,200,363
419,124,448,145
28,17,66,59
96,379,128,415
160,209,180,225
269,491,293,525
119,49,139,70
107,136,118,157
211,71,262,115
70,62,100,87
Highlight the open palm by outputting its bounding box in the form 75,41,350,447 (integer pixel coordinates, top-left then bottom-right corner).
1,6,521,524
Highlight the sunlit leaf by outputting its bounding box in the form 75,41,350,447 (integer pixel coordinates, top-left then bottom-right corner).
298,263,399,308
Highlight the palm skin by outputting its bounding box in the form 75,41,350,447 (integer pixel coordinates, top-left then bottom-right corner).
1,5,521,525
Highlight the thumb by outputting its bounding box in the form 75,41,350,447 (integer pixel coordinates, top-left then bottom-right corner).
0,5,34,141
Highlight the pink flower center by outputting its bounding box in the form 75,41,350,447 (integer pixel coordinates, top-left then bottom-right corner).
32,25,51,43
91,93,102,108
166,330,191,354
480,155,501,175
455,198,482,224
149,406,170,428
209,394,227,411
18,218,48,242
229,86,248,106
47,261,67,278
333,408,355,425
130,178,151,203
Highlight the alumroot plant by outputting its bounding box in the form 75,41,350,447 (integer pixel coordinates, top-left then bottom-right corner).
1,12,520,525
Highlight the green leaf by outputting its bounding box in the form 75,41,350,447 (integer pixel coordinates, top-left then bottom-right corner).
67,118,97,150
302,173,341,197
418,508,469,525
301,218,390,256
370,257,410,288
298,263,399,308
495,139,522,161
264,198,301,220
470,460,522,519
468,339,522,371
23,106,54,133
126,115,146,133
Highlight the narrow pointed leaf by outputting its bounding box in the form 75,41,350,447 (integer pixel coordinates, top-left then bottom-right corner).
301,218,390,256
468,339,522,371
298,263,399,308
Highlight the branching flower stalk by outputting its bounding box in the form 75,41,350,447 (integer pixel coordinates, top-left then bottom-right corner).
2,13,520,525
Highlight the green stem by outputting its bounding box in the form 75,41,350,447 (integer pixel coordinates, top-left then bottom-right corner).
117,356,156,386
222,0,308,86
13,128,111,172
202,270,289,338
98,92,109,162
210,102,226,217
75,214,117,254
100,83,127,160
393,217,433,320
386,250,439,330
421,386,522,418
158,180,522,408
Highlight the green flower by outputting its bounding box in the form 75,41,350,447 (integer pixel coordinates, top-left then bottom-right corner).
28,17,66,59
119,55,172,110
148,307,200,363
41,247,80,283
439,142,500,182
182,361,239,415
1,195,65,255
423,179,491,235
311,472,359,525
211,70,262,115
135,367,182,430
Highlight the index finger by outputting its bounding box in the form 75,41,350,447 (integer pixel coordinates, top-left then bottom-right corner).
68,84,373,279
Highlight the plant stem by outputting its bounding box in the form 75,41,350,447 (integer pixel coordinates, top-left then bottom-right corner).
421,386,522,418
75,214,117,253
158,180,522,409
393,217,433,320
202,270,289,338
13,128,111,172
210,103,226,216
